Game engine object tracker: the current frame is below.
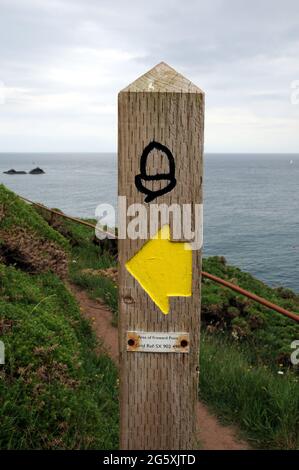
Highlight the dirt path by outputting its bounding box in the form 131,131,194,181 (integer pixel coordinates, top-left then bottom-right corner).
70,283,250,450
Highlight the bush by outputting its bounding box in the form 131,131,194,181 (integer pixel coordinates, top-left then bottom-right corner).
202,257,299,366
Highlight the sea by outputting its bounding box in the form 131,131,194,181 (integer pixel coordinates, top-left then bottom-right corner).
0,152,298,293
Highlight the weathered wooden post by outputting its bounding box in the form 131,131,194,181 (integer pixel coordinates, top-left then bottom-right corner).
118,62,204,449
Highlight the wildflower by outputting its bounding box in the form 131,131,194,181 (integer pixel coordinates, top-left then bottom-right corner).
232,330,239,340
277,371,284,375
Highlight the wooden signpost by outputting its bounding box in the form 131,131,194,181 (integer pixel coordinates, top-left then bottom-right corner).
118,62,204,449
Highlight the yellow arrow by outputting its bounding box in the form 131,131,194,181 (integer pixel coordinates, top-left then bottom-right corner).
125,225,192,314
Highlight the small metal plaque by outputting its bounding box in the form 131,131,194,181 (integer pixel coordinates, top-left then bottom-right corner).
126,331,189,353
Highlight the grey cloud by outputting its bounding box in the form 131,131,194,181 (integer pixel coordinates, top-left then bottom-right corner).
0,0,298,151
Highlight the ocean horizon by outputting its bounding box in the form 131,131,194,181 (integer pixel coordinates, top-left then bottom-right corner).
0,152,298,293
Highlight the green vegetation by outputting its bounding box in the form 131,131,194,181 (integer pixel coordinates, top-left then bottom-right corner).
0,186,69,276
0,185,67,249
71,271,118,326
202,256,299,368
0,264,118,449
1,185,298,449
199,258,299,448
0,188,119,449
200,332,299,449
34,207,118,325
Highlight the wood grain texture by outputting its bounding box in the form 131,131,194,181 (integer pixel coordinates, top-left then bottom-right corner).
118,62,204,450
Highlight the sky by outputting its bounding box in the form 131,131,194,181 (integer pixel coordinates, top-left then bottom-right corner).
0,0,298,153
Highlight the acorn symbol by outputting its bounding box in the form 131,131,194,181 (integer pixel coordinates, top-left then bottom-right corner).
135,140,177,203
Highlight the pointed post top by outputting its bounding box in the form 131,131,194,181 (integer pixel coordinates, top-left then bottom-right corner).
120,62,203,94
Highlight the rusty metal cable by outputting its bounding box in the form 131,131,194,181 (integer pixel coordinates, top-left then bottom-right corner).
19,195,116,237
202,271,299,323
20,194,299,323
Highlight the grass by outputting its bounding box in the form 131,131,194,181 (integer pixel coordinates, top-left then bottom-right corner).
70,270,118,326
34,208,119,325
0,185,68,250
0,263,119,449
0,187,119,449
200,332,299,449
66,223,118,325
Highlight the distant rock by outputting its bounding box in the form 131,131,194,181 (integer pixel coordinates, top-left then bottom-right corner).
3,169,27,175
29,167,45,174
